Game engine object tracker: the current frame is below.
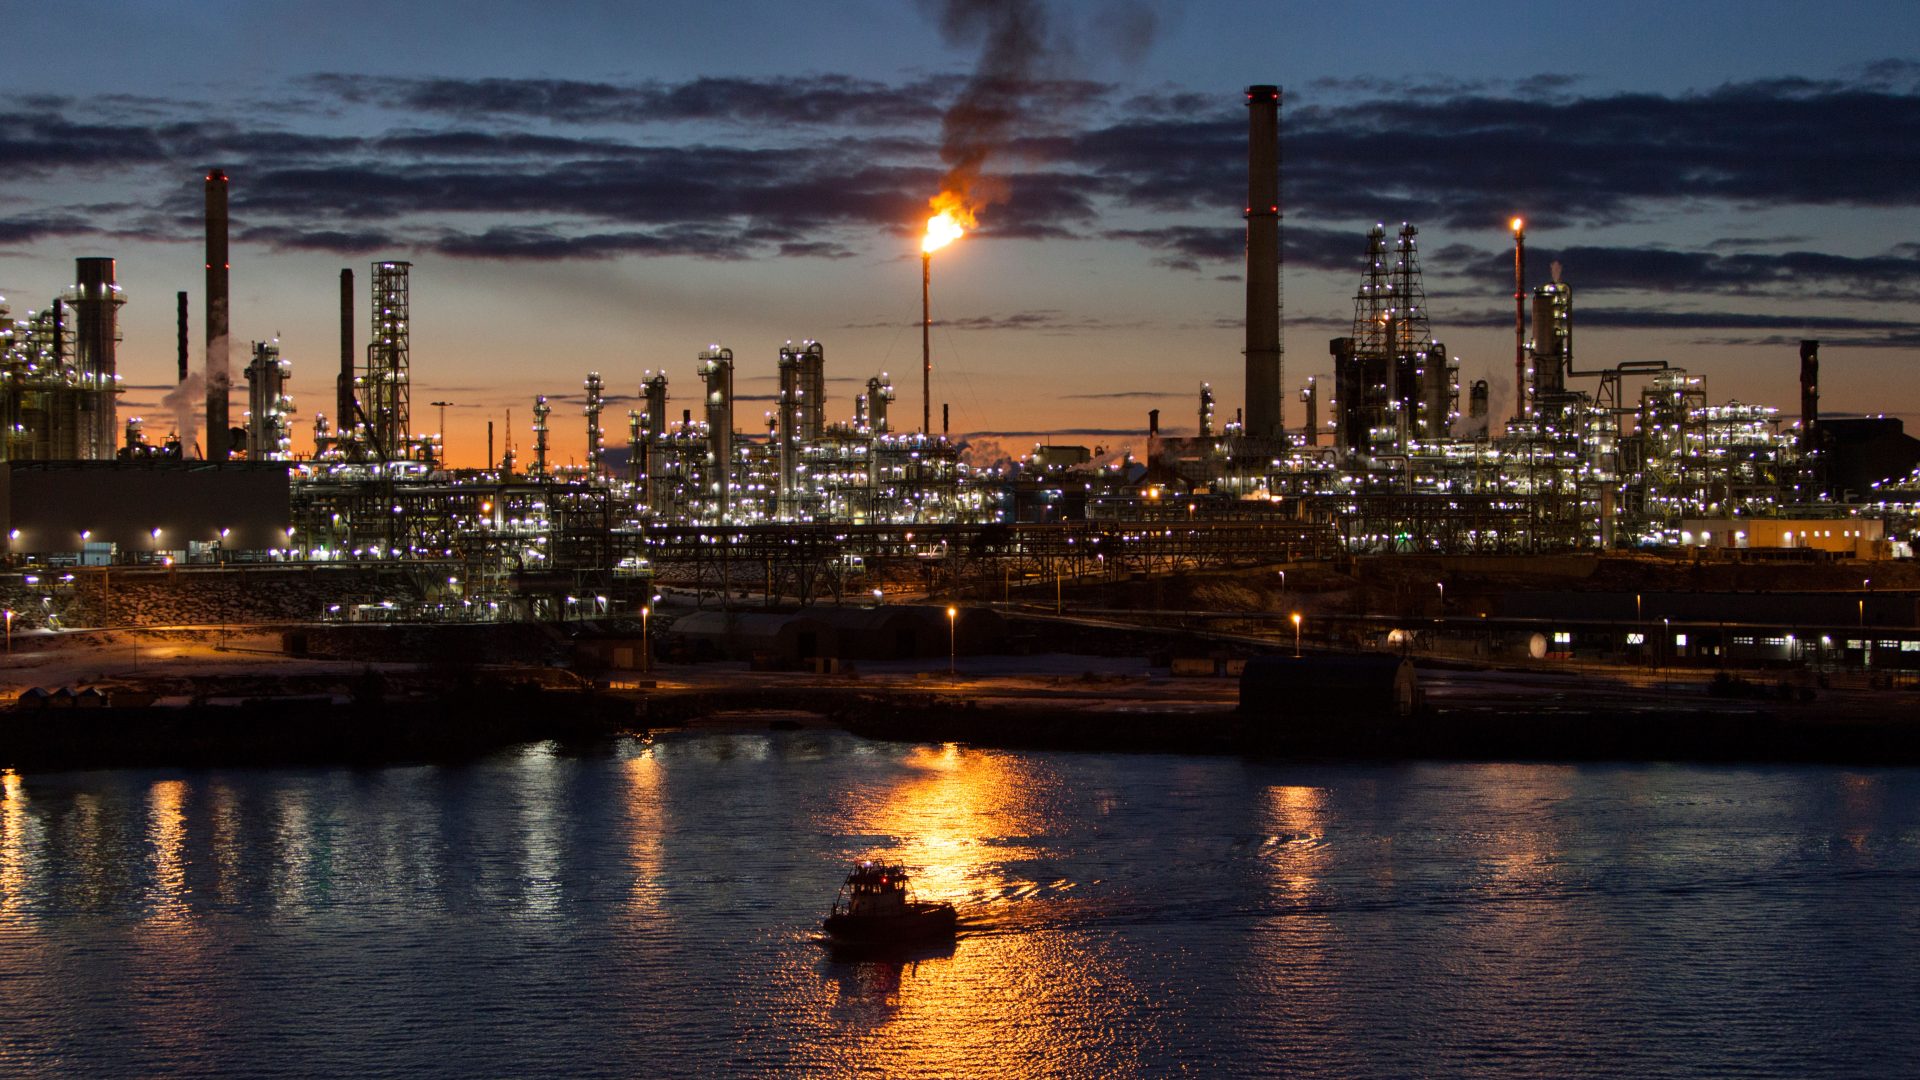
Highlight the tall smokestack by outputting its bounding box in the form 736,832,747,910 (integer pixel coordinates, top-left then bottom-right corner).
205,169,230,460
1511,218,1527,423
72,257,123,460
922,251,932,434
1244,85,1283,442
176,290,188,383
1799,339,1820,453
338,268,355,432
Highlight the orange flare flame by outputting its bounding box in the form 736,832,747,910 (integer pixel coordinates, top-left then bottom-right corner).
923,209,965,254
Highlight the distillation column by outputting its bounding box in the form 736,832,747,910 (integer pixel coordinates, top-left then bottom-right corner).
699,347,734,522
642,372,669,516
70,257,124,460
584,371,605,472
245,339,294,459
531,395,550,476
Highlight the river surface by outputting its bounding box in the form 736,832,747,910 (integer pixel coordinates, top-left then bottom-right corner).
1,732,1916,1077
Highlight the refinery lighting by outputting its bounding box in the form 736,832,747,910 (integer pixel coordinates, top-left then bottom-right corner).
0,84,1909,622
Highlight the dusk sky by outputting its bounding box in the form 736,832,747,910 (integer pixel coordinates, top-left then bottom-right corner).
3,0,1917,467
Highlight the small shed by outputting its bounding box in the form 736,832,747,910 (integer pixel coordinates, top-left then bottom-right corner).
1238,654,1418,719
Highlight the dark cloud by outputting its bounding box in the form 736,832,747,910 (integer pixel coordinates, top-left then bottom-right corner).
1057,75,1920,230
6,68,1919,286
1433,242,1920,299
238,224,394,254
776,241,858,259
0,111,170,172
1103,225,1236,272
0,213,102,246
941,309,1140,331
304,73,944,128
1706,235,1811,251
1688,330,1920,350
1558,308,1920,334
432,226,755,261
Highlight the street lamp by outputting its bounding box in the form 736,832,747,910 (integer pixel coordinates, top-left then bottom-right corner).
430,400,454,466
947,606,958,676
641,605,651,675
4,608,12,653
1277,569,1285,596
1291,612,1302,658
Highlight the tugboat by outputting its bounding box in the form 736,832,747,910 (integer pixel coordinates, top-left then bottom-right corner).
823,861,958,944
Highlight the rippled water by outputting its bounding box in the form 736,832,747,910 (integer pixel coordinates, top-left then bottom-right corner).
1,733,1917,1077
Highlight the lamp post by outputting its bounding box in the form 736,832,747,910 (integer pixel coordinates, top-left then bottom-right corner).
430,400,454,466
1291,612,1302,658
1278,569,1286,597
1436,581,1444,616
641,604,651,675
150,527,162,565
947,605,958,677
5,608,12,654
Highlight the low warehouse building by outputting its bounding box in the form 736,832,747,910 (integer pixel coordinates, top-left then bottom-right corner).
0,460,292,565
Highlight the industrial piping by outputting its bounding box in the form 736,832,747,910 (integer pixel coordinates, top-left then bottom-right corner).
1244,85,1283,441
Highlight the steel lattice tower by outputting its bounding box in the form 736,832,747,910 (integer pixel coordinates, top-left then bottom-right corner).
365,261,411,458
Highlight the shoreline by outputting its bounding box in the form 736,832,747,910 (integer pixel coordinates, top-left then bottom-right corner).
6,636,1920,771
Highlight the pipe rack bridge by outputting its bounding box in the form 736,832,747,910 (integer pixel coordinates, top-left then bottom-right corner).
639,518,1336,604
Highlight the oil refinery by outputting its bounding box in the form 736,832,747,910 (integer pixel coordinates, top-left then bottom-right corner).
3,86,1917,628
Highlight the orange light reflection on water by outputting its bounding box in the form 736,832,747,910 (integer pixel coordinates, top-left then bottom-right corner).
131,778,216,1065
790,744,1151,1078
1247,782,1339,1054
840,742,1052,906
0,770,35,924
145,779,190,926
623,747,666,918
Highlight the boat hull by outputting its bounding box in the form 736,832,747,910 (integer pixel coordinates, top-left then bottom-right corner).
823,902,957,944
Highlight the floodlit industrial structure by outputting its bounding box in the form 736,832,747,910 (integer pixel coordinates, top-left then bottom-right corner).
0,258,125,462
5,88,1918,622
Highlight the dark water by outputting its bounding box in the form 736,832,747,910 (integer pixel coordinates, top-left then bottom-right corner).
1,734,1916,1077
